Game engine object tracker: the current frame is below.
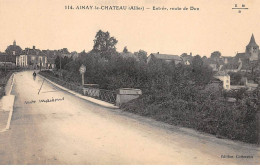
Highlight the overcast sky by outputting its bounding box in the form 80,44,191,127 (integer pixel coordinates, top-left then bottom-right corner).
0,0,259,57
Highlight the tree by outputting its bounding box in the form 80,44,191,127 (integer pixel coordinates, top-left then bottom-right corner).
191,55,213,85
55,56,61,69
202,56,208,63
229,72,243,85
181,53,188,57
93,30,118,59
5,45,22,56
135,50,148,63
250,61,259,75
210,51,221,61
54,56,73,70
192,55,203,68
202,56,207,59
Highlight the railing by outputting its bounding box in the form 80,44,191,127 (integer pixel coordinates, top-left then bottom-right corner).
39,72,83,94
83,87,117,104
40,71,117,104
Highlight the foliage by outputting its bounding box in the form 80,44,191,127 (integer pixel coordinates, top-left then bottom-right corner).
5,45,22,56
0,70,15,99
134,50,148,63
228,72,243,85
190,56,214,85
93,30,118,60
54,56,73,69
122,87,259,144
210,51,221,61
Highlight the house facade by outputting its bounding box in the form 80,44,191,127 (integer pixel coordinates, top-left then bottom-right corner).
16,46,48,69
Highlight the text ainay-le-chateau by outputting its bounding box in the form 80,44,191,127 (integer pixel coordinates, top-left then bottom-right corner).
65,5,145,11
65,5,199,11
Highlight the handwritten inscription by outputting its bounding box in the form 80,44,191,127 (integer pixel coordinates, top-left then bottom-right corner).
25,97,65,104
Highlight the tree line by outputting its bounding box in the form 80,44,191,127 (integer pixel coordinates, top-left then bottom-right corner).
49,30,259,144
54,30,214,91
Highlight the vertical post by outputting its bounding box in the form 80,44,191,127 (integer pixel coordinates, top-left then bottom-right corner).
79,64,86,88
82,73,84,86
40,59,42,71
4,54,6,73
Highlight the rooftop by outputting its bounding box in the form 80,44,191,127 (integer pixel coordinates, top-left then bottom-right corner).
150,53,182,61
247,34,259,47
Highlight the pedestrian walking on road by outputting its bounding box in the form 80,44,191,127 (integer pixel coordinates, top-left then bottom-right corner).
33,71,36,80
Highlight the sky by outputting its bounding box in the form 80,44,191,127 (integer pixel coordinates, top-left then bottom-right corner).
0,0,260,57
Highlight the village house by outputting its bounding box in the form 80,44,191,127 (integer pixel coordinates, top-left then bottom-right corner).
205,58,224,71
220,57,242,72
147,52,182,64
0,41,79,69
16,46,47,69
207,34,259,73
213,71,231,90
58,48,71,58
180,53,193,65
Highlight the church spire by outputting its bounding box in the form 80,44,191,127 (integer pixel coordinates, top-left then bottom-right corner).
247,34,258,47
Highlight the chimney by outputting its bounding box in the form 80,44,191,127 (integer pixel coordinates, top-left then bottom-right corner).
157,52,160,54
13,40,16,46
33,46,35,49
190,52,192,56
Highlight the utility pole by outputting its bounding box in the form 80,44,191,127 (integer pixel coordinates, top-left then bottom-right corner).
40,59,42,71
4,54,6,74
60,56,62,70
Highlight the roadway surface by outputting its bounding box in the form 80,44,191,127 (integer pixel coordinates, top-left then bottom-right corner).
0,71,259,164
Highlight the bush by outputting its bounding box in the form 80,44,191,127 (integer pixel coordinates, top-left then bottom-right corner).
122,90,259,144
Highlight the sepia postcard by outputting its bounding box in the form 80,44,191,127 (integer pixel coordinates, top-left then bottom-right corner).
0,0,260,165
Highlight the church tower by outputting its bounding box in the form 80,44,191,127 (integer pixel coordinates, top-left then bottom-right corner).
245,34,259,61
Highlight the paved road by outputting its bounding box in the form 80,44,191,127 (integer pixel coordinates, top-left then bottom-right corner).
0,71,259,164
